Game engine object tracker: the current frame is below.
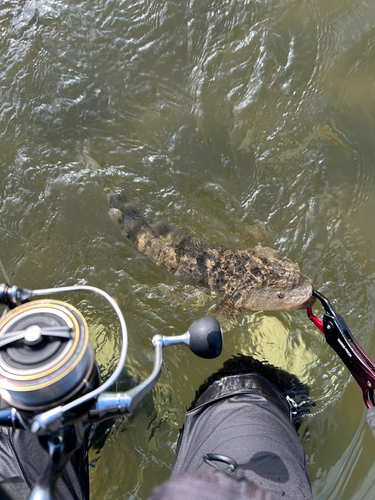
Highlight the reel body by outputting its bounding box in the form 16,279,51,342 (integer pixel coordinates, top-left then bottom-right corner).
0,299,96,411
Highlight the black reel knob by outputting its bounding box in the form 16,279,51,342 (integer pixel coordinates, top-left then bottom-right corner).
188,317,223,359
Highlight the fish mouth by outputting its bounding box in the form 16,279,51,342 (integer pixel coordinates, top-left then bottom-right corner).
291,294,316,310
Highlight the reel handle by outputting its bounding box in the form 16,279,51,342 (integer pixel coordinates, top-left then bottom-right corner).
160,316,223,359
90,317,223,422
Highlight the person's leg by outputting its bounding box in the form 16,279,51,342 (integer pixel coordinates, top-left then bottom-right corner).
152,356,313,500
0,400,89,500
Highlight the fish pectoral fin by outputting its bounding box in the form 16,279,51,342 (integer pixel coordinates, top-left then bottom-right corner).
207,299,241,331
244,220,270,249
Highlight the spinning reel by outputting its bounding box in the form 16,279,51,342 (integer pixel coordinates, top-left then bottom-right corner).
0,298,97,412
0,283,223,500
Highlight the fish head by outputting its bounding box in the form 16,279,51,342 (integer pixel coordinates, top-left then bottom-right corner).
109,207,122,224
108,192,130,211
233,273,314,311
231,247,314,311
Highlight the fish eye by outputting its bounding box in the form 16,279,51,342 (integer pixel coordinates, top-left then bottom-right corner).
277,292,285,299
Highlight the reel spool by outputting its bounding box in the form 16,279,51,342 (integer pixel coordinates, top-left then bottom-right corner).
0,299,95,411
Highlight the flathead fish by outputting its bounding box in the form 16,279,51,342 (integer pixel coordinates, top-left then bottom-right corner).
109,193,313,321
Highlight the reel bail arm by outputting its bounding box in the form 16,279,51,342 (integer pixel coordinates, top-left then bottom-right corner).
307,290,375,407
0,283,33,308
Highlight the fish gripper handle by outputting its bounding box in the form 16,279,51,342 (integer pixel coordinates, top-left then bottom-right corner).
307,290,375,408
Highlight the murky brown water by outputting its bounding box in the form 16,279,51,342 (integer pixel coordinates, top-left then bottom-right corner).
1,0,375,498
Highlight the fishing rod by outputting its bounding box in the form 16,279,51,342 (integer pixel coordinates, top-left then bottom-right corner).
0,283,223,500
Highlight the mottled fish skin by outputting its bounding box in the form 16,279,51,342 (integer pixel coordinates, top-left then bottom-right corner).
109,193,313,311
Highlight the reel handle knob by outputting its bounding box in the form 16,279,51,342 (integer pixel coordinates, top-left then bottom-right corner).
187,317,223,359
